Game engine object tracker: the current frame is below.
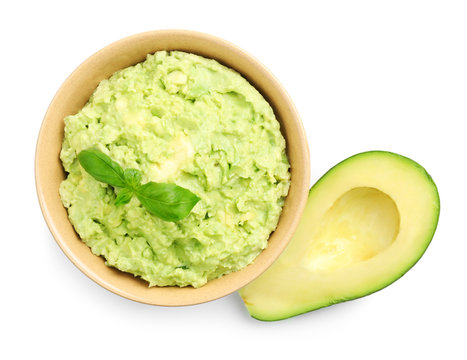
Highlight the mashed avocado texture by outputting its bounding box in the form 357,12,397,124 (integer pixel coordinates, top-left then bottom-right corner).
60,51,290,288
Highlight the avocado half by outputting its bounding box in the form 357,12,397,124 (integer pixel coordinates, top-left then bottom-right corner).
239,151,440,321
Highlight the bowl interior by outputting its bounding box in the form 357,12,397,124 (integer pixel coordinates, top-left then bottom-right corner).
35,30,310,306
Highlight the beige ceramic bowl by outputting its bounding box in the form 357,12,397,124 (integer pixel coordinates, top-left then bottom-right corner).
35,30,310,306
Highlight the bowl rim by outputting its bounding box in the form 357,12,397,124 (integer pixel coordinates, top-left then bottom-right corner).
35,29,310,306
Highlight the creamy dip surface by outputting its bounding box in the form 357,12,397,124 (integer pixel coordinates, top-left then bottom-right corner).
60,51,290,288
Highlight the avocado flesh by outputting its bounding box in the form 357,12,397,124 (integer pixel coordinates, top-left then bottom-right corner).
239,151,440,321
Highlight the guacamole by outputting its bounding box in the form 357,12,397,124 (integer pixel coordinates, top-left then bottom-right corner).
59,51,290,288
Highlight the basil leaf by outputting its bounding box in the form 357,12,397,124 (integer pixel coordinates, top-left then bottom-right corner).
78,149,200,221
135,182,200,222
115,188,133,206
78,149,126,188
124,168,142,190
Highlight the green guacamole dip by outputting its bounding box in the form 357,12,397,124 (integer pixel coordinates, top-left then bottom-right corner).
60,51,290,288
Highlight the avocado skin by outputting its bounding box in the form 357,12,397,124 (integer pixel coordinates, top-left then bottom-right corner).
240,151,440,321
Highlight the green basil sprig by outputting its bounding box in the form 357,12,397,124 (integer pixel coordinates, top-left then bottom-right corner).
77,149,200,222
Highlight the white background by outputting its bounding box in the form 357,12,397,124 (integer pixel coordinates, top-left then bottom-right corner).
2,1,466,359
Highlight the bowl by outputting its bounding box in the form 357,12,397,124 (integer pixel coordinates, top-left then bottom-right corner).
35,30,310,306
